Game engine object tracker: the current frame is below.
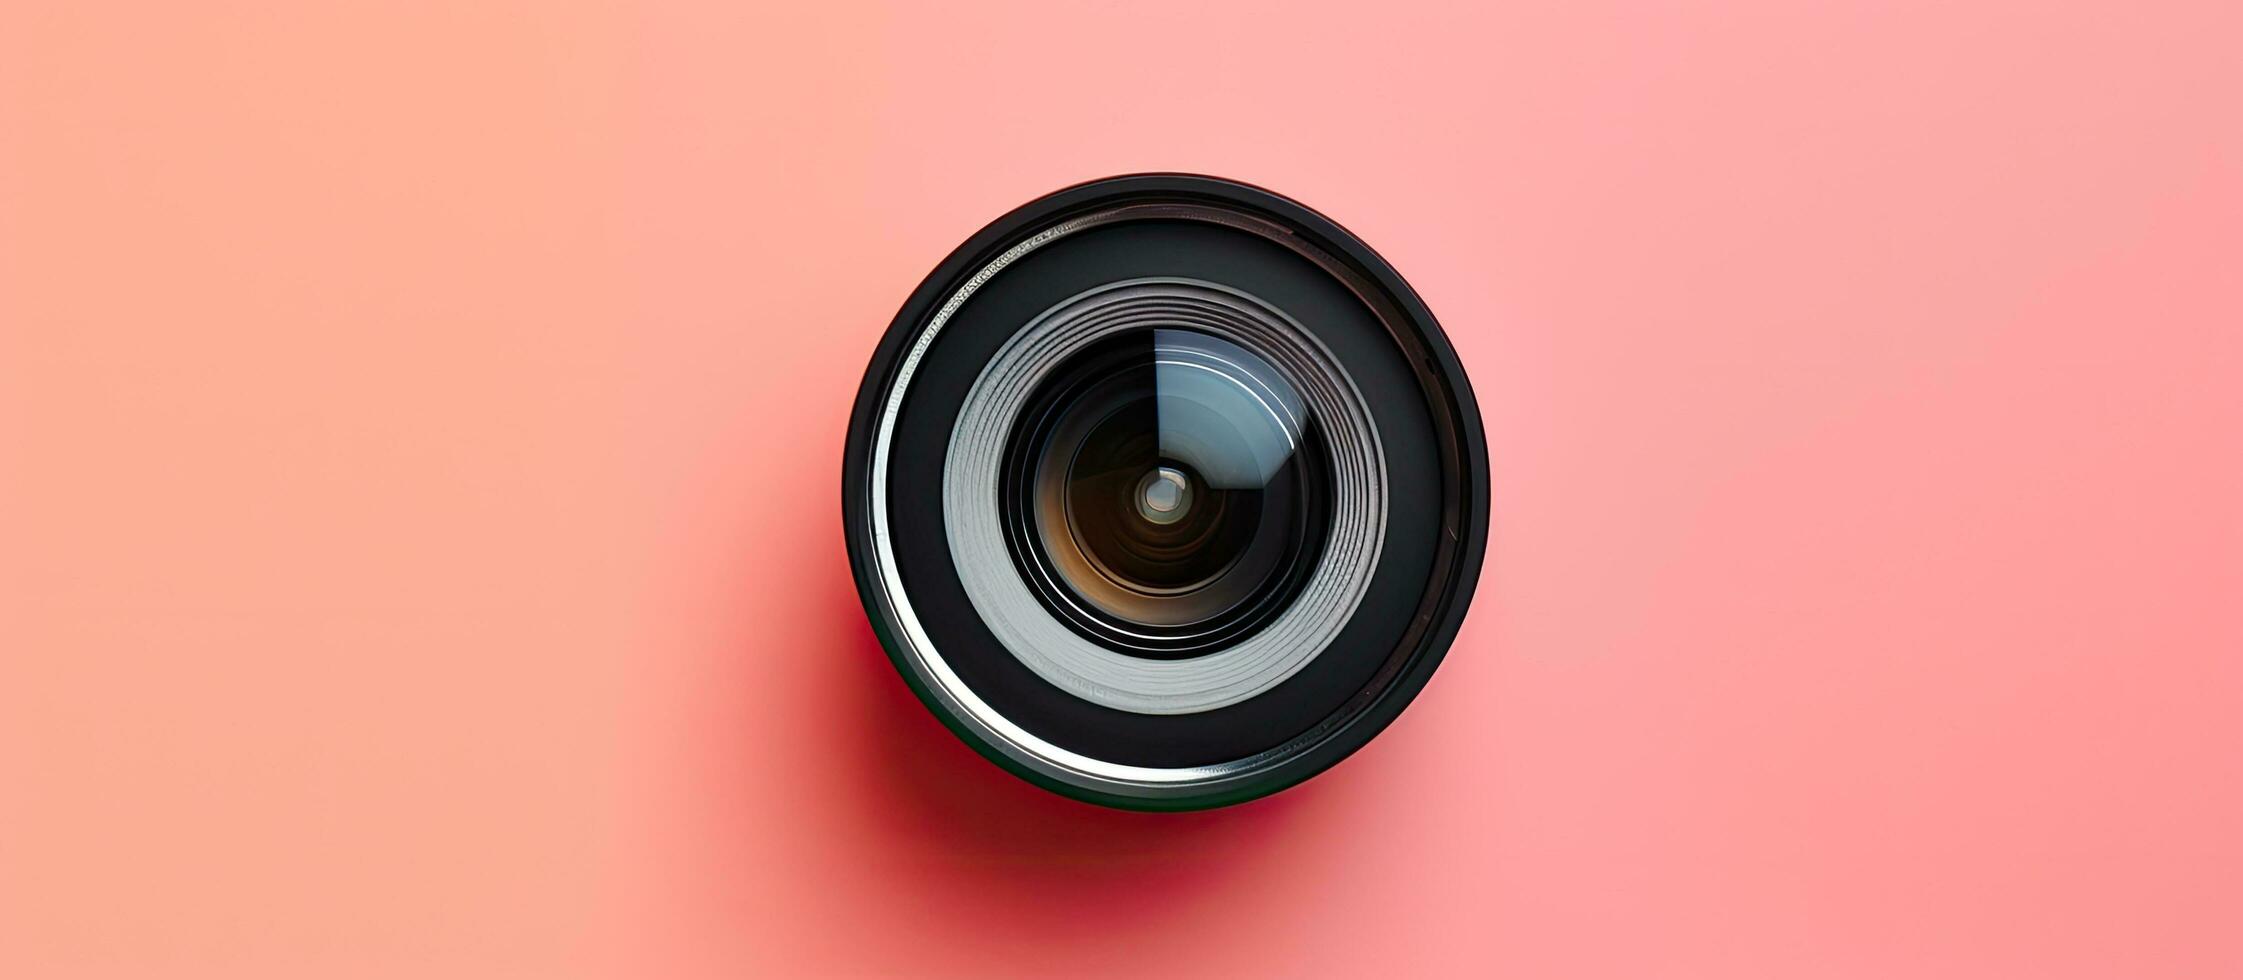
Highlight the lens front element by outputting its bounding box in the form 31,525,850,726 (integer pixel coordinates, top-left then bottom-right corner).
946,279,1385,717
1006,329,1332,658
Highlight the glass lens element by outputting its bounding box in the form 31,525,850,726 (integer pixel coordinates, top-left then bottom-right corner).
1001,329,1332,658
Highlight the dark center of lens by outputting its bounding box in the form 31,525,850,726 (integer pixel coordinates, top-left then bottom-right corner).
998,328,1331,659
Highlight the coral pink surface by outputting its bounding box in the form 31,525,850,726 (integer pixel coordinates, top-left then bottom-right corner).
4,2,2239,976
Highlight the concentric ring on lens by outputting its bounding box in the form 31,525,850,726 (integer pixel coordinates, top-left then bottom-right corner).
1000,327,1331,657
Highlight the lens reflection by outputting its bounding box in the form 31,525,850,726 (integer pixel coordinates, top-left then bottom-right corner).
1001,329,1331,658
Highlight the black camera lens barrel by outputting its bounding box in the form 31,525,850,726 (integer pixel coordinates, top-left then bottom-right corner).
843,174,1488,810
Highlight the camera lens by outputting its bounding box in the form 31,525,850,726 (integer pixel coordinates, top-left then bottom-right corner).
844,175,1487,809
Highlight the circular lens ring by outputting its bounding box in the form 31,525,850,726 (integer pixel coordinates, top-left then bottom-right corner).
948,279,1384,712
998,330,1336,656
843,174,1488,810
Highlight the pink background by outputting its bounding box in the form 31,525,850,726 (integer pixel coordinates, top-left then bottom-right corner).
4,2,2239,976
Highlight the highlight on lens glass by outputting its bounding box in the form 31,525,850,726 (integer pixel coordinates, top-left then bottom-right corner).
843,175,1488,810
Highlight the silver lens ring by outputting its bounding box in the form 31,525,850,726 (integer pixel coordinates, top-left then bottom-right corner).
944,278,1386,714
